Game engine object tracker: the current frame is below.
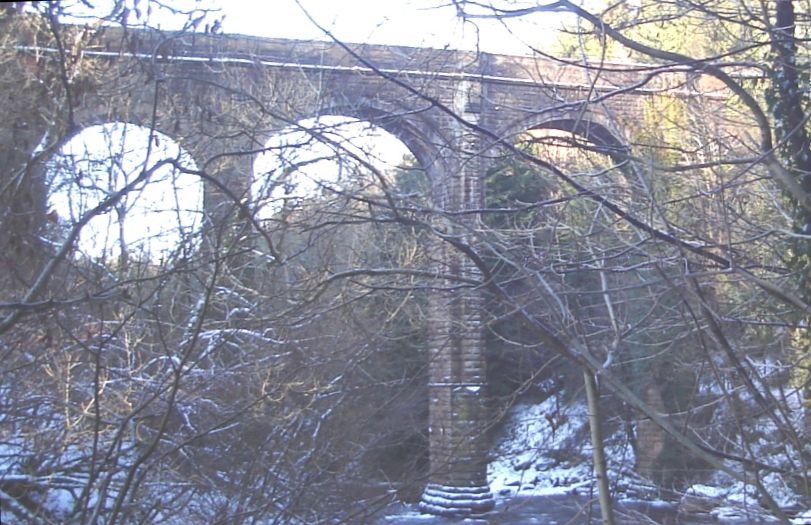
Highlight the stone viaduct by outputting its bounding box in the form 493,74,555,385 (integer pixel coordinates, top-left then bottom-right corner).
3,18,729,517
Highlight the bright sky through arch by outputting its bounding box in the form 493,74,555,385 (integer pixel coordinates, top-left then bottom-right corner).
47,124,203,262
252,117,410,218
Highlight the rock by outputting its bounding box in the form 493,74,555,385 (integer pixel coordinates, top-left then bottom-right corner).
513,458,532,471
679,493,719,515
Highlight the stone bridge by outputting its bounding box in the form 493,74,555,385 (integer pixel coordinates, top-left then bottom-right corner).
3,19,729,517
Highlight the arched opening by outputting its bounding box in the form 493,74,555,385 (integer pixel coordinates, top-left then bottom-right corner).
46,122,202,263
485,120,625,395
249,114,433,492
485,116,719,493
485,121,627,234
252,115,417,217
484,119,640,494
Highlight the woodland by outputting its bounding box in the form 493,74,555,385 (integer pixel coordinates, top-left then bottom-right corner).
3,1,811,524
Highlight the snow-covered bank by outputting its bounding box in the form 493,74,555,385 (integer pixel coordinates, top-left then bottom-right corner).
488,396,635,498
486,396,810,523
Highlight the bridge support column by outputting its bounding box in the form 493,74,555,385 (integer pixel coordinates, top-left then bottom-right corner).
419,79,494,517
419,281,494,516
186,136,257,252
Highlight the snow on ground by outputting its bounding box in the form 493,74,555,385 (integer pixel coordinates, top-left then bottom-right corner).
383,509,439,521
488,396,606,497
679,480,781,523
486,395,808,522
792,509,811,524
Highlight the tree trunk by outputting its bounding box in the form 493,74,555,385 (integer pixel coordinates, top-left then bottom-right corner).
771,1,811,494
584,370,615,525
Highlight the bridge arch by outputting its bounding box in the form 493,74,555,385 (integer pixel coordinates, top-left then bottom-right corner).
251,114,416,213
255,98,453,206
488,109,636,212
45,121,203,261
68,101,189,155
314,102,445,167
504,108,631,160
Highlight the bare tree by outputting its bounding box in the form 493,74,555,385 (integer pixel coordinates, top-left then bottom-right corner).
6,1,811,524
0,5,432,524
440,1,811,522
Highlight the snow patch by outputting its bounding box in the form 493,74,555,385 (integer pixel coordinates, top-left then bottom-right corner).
486,390,807,523
43,488,75,519
686,483,725,499
488,397,585,496
487,396,636,499
762,472,800,508
383,510,436,521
